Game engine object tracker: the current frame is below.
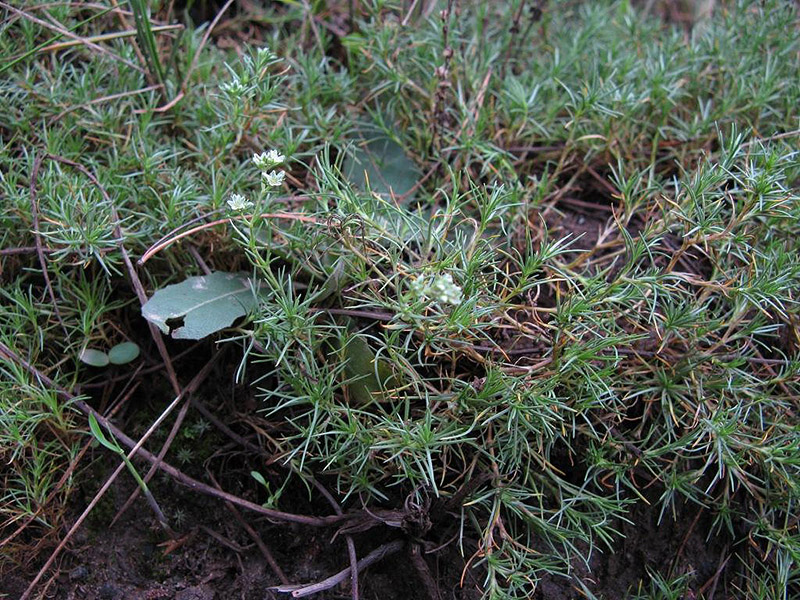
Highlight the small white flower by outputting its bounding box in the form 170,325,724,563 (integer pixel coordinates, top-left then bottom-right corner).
220,77,246,96
252,153,268,170
227,193,253,211
266,149,285,165
253,150,285,171
409,273,462,306
431,273,462,305
262,170,285,187
410,277,427,296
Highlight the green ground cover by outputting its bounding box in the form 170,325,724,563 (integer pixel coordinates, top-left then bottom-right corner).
1,1,798,598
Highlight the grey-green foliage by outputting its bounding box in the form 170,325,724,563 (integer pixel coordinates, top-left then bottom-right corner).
1,0,799,597
142,272,258,340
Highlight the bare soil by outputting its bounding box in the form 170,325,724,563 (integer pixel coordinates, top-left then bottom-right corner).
2,446,735,600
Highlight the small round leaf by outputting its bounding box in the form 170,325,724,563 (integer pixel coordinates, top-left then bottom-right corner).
108,342,140,365
79,348,110,367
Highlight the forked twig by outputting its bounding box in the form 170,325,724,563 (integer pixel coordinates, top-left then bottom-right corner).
138,212,323,265
274,540,405,598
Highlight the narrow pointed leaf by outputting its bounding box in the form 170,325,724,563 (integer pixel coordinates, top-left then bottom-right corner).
88,413,121,453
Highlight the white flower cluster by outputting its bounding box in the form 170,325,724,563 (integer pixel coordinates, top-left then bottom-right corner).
226,148,287,212
253,149,286,190
252,149,285,171
410,272,462,306
262,170,285,187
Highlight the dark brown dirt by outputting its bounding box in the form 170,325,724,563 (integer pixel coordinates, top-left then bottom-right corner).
2,465,736,600
1,466,431,600
535,497,733,599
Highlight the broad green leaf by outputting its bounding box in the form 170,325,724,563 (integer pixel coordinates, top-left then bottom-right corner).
108,342,140,365
142,271,258,340
343,128,428,242
344,130,419,200
342,334,396,405
79,348,109,367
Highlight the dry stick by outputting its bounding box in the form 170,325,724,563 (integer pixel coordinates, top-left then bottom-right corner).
309,478,360,600
431,0,456,147
275,540,405,598
207,471,289,585
18,2,137,19
396,160,441,204
196,525,239,553
0,1,144,73
0,343,347,529
103,371,143,425
740,127,800,147
28,155,69,338
53,83,164,122
506,144,564,154
138,212,323,265
143,207,225,260
0,245,52,255
181,0,234,92
344,519,361,599
39,23,182,53
140,0,235,114
299,0,325,51
697,548,731,599
401,0,421,26
110,388,193,528
189,396,266,457
187,244,212,275
499,0,527,80
409,543,441,600
14,352,218,600
671,508,704,575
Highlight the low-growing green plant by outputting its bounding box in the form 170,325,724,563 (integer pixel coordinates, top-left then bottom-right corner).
1,0,798,598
